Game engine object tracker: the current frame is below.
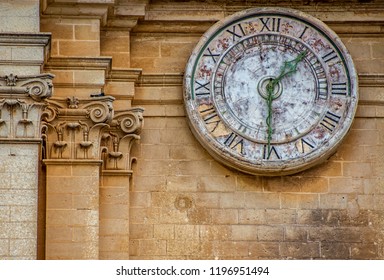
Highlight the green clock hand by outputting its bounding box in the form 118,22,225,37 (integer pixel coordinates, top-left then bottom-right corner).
265,51,307,156
265,79,275,157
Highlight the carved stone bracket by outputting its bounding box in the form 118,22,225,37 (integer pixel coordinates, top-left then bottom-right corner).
0,73,54,141
41,95,144,168
101,107,144,171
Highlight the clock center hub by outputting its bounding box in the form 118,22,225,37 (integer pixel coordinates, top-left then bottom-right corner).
258,76,283,100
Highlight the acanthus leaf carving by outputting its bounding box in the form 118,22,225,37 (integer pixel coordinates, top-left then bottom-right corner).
42,96,114,160
0,73,54,140
101,107,144,171
41,94,144,170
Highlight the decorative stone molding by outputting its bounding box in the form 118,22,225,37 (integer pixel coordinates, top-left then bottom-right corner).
101,107,144,171
41,96,114,159
0,73,54,141
41,96,144,167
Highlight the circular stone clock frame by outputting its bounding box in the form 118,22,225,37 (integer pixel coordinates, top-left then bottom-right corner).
183,7,358,176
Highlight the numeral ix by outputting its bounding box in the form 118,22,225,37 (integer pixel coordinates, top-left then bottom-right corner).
195,81,210,96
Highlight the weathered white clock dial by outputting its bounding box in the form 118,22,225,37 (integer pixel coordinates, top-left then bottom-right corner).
184,7,358,176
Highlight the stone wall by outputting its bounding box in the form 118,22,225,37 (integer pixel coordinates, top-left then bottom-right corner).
0,0,51,260
38,0,384,259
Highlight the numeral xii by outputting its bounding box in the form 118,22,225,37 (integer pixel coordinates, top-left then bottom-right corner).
260,17,281,32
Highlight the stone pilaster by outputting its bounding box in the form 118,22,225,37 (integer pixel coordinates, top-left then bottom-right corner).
42,96,112,259
42,96,143,259
99,107,143,259
0,73,53,259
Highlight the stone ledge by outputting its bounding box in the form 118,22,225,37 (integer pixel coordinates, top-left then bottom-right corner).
43,159,103,166
45,57,112,71
0,33,51,46
102,170,133,176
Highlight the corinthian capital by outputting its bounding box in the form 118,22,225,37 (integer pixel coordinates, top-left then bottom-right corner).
41,96,115,160
101,107,144,171
0,73,54,141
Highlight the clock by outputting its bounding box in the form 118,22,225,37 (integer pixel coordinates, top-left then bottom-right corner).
183,7,358,176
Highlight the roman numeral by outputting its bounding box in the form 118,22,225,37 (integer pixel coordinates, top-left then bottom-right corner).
224,132,244,155
311,59,326,80
297,137,315,154
320,111,341,132
203,48,220,63
331,82,347,96
299,26,309,39
260,17,281,32
263,145,280,160
199,106,221,133
195,81,210,96
322,49,338,63
226,24,246,41
317,78,328,100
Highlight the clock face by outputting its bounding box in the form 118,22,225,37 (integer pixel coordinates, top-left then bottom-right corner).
183,7,358,176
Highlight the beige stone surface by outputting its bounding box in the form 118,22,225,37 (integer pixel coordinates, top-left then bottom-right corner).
44,162,101,260
0,143,39,259
0,0,39,33
22,0,384,260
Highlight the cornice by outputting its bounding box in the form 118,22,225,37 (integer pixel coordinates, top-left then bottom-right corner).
41,0,148,30
136,73,183,87
41,1,113,26
0,33,51,46
44,57,112,72
107,68,142,83
41,0,384,34
45,58,143,83
358,73,384,87
131,20,384,36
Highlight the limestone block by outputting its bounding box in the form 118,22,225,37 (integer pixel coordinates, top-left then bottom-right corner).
0,0,39,33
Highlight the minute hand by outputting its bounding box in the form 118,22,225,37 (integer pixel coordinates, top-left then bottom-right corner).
268,50,307,91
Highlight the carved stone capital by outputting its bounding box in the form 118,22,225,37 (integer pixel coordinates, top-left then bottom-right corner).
41,96,115,160
101,107,144,171
0,73,54,141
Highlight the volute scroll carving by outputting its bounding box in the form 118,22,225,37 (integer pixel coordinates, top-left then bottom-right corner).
41,96,144,167
0,73,54,140
41,96,114,160
101,107,144,171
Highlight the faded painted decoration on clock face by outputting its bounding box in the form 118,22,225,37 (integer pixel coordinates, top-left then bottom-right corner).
183,7,358,176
